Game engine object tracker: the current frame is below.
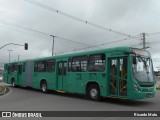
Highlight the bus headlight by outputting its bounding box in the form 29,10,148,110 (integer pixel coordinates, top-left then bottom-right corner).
133,84,140,92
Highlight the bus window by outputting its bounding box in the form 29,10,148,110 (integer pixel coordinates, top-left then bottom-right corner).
68,58,72,72
64,62,67,75
72,56,88,72
18,65,22,74
119,58,127,96
4,64,8,72
110,59,117,76
46,59,55,72
88,54,105,72
119,58,127,79
12,64,18,72
23,62,25,72
8,66,11,74
109,59,117,95
34,61,38,72
34,60,46,72
58,63,63,75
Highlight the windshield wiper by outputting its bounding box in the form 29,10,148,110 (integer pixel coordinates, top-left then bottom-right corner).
138,56,148,68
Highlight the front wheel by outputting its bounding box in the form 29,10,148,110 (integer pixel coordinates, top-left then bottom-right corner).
41,82,48,93
88,84,100,101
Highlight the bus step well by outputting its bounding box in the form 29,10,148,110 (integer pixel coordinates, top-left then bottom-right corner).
56,90,66,93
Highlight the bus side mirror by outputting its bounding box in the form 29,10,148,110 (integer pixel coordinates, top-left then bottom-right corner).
133,56,137,64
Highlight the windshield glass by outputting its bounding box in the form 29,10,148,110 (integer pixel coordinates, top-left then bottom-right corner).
132,56,154,82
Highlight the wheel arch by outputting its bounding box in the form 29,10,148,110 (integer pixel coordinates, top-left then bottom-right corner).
40,79,47,87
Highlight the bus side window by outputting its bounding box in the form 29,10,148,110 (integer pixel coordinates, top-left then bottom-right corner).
46,59,55,72
34,61,46,72
88,54,106,72
71,56,88,72
23,63,25,72
8,66,11,74
58,63,63,75
5,64,8,73
34,61,38,72
110,59,117,76
68,58,72,72
37,61,46,72
12,64,18,72
119,58,127,79
64,62,67,75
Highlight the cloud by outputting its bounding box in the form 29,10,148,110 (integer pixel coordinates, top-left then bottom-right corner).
0,0,160,70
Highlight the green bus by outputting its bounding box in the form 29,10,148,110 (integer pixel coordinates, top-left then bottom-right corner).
3,47,156,100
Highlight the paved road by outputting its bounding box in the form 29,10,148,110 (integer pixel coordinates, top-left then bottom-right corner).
0,82,160,120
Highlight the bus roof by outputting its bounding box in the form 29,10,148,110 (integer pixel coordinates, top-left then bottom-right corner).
5,46,148,64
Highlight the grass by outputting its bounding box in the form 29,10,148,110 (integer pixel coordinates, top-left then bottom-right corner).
0,86,5,94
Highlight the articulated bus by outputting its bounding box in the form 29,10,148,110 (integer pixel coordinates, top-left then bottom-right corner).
3,47,156,100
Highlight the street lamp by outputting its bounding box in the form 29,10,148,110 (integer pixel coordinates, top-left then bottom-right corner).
8,50,13,62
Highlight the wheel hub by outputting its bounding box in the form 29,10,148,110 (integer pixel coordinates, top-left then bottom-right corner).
90,89,98,98
42,84,46,92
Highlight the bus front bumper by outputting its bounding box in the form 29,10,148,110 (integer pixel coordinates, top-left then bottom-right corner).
130,91,156,100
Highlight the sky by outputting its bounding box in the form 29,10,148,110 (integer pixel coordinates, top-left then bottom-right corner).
0,0,160,70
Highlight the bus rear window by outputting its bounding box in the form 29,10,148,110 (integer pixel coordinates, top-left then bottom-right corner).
88,54,106,72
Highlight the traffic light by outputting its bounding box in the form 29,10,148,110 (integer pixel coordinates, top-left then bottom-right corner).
24,43,28,50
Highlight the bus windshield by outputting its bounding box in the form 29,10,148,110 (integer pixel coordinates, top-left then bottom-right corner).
132,56,154,82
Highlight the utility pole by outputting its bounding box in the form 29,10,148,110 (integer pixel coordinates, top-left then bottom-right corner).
8,50,13,62
141,33,149,49
50,35,56,56
142,33,146,49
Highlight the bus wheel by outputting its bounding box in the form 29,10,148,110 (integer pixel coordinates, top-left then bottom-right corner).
88,84,100,101
41,81,48,93
11,80,16,88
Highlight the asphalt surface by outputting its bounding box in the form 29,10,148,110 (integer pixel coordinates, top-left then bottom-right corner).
0,82,160,120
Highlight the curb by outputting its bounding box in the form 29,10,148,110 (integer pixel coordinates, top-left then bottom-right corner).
0,86,7,95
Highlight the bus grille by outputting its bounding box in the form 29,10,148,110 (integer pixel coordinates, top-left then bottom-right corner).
139,84,154,87
142,89,150,92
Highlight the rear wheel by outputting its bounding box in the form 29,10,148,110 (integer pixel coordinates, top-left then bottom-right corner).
88,84,100,101
41,81,48,93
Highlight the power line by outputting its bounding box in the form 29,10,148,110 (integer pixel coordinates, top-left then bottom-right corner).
0,17,97,48
0,17,49,36
149,40,160,44
57,36,140,54
25,0,132,37
0,17,141,54
146,32,160,36
0,17,141,55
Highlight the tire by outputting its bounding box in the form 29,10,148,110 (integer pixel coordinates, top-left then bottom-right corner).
11,79,16,88
41,81,48,93
88,84,101,101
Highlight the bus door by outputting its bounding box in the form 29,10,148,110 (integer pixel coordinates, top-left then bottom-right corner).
108,57,127,97
57,61,67,90
17,65,22,85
